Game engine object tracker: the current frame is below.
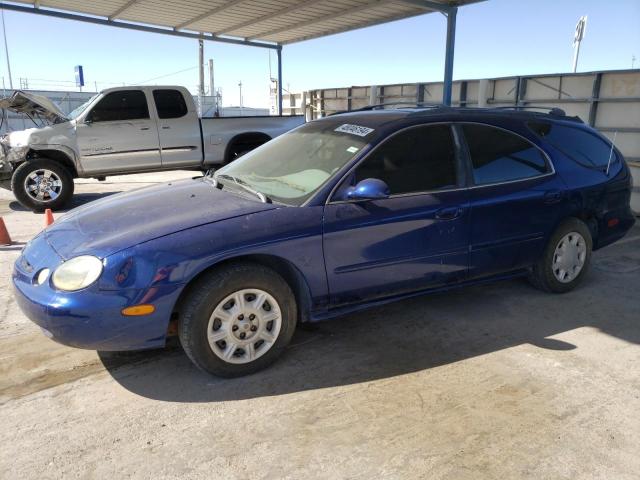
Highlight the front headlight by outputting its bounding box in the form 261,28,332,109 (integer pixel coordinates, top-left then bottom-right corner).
51,255,103,291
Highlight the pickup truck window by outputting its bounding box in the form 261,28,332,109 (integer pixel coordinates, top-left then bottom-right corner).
153,89,188,119
89,90,149,122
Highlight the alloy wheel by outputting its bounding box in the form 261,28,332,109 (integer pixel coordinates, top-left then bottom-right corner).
23,169,63,203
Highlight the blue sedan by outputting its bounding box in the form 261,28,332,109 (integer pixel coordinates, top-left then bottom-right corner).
13,106,635,377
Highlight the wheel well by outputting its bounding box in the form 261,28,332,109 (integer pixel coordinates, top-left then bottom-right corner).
574,211,599,244
169,254,313,336
224,132,271,163
27,149,78,177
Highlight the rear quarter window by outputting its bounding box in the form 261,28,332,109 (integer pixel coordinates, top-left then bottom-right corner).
462,124,551,185
527,122,616,169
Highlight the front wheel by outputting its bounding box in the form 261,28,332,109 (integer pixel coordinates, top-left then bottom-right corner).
178,263,297,377
529,218,593,293
11,159,74,212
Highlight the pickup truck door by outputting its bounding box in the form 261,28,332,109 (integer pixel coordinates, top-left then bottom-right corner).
77,90,161,175
152,89,203,168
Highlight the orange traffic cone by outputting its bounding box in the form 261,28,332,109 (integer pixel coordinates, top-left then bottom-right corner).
44,208,55,227
0,217,12,245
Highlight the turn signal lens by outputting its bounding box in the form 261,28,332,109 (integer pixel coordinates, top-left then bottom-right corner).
121,304,156,316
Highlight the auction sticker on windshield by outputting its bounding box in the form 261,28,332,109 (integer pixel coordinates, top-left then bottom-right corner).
335,124,374,137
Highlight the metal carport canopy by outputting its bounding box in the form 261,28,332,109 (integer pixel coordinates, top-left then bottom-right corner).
0,0,485,110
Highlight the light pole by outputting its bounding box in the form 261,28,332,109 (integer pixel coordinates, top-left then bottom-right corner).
572,15,587,73
1,8,13,89
238,81,243,116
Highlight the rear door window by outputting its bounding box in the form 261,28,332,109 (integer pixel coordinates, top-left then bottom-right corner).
354,124,457,195
462,124,551,185
153,89,188,119
527,122,616,168
89,90,149,122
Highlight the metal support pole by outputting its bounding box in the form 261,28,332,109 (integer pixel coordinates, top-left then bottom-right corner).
478,78,488,107
369,85,378,105
1,8,13,89
442,7,457,106
277,46,283,116
208,58,215,112
208,59,214,97
198,38,204,115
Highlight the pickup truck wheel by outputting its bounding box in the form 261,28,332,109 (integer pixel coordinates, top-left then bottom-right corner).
178,263,297,377
528,218,592,293
11,159,74,212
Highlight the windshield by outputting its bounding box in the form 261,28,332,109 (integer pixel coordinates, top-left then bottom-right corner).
68,94,99,119
214,120,374,206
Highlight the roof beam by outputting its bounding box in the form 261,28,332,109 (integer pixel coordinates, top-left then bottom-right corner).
249,0,397,41
109,0,140,21
216,0,321,36
279,7,427,45
0,2,280,50
175,0,246,30
395,0,455,13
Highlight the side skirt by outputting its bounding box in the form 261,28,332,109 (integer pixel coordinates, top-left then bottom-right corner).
309,269,529,323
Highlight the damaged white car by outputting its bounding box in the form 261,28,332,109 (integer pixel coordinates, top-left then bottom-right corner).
0,87,303,211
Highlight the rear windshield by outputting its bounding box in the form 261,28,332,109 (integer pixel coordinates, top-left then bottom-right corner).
527,122,616,169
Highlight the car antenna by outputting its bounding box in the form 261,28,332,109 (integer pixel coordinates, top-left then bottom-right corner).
605,131,617,176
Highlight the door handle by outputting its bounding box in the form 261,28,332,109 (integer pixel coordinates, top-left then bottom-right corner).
162,126,171,130
140,127,150,131
435,206,464,220
544,190,562,205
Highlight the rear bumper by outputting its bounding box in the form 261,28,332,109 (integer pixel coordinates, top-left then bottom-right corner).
594,206,636,250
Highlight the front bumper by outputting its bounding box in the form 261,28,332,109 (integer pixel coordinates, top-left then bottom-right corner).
12,235,182,351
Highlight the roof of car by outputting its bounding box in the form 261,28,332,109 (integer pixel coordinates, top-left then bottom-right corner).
328,105,584,126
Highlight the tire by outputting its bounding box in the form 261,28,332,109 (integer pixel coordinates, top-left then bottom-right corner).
178,263,297,377
528,218,593,293
11,159,74,212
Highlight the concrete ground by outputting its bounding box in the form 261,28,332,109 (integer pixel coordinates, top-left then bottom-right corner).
1,172,639,480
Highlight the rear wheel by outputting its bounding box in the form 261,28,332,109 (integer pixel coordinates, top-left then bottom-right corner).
11,159,74,212
529,218,592,293
178,263,297,377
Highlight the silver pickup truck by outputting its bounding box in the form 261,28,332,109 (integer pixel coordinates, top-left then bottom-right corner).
0,86,304,211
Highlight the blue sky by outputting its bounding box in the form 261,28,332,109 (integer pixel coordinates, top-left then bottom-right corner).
1,0,638,108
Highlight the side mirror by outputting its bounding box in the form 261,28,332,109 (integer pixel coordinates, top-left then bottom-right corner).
346,178,390,201
84,117,93,125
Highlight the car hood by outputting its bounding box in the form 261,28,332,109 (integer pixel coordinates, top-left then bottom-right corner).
44,178,278,259
0,90,69,124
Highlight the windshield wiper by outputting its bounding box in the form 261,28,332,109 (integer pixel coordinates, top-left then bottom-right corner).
215,174,272,203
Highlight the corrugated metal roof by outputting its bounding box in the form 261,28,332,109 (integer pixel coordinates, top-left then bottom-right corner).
5,0,483,45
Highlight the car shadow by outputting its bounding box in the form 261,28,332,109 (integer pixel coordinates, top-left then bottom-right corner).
98,249,640,403
9,192,120,212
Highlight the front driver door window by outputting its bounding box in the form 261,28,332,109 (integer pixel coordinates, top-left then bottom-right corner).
323,124,470,306
78,90,161,174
